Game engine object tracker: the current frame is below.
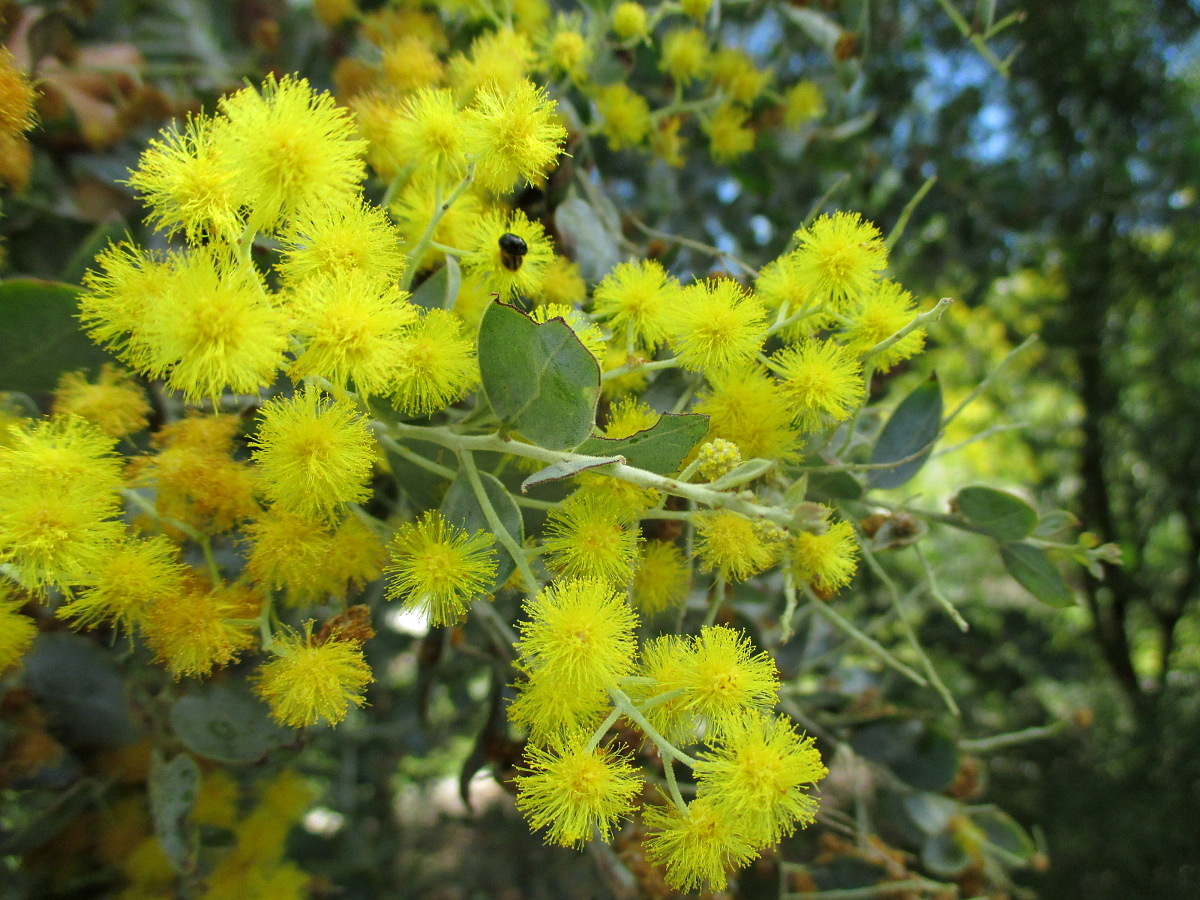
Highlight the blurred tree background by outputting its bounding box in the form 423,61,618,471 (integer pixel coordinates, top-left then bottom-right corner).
2,0,1199,897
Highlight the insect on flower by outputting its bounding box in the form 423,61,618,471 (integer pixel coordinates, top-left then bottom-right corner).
498,232,529,271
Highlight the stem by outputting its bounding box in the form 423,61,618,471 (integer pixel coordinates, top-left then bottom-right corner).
804,584,928,687
459,450,539,595
701,576,726,628
884,175,937,250
198,536,221,585
860,297,954,364
584,707,623,753
859,544,959,716
628,216,758,277
400,163,476,291
943,333,1039,429
375,431,458,480
601,356,681,383
781,877,957,899
389,424,798,528
661,755,689,812
913,543,969,632
610,687,699,767
470,599,519,659
958,721,1067,753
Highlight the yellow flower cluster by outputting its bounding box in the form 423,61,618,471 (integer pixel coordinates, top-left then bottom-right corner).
511,595,827,891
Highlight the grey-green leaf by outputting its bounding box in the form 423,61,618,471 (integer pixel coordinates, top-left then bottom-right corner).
955,485,1039,542
24,633,140,747
521,455,623,492
554,194,621,282
478,301,600,451
868,375,943,489
441,468,524,591
0,279,110,394
971,806,1037,861
574,413,709,475
170,681,290,764
1000,542,1074,607
149,751,200,873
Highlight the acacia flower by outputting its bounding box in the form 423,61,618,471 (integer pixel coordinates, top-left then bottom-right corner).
591,259,681,347
772,339,866,433
387,88,468,177
611,2,649,41
0,417,125,594
541,491,643,583
509,669,611,744
694,712,827,847
52,366,150,438
543,19,592,83
675,625,779,736
141,581,257,679
791,514,859,594
255,626,373,728
631,540,691,615
643,796,759,892
0,48,38,138
380,35,445,93
449,27,535,100
712,48,771,104
515,735,643,848
696,438,742,482
126,113,243,242
671,279,768,377
385,511,498,626
839,279,926,370
288,269,417,395
792,211,888,310
0,588,37,673
694,510,781,582
216,74,367,234
695,368,803,461
516,578,639,692
705,103,755,163
389,309,480,416
539,255,588,307
57,536,188,632
626,635,696,744
784,80,827,127
243,507,339,606
462,208,554,300
595,83,651,150
660,28,711,85
250,388,376,521
277,199,409,286
463,79,566,193
140,246,290,402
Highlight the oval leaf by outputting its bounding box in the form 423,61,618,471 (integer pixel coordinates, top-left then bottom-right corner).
1000,542,1074,607
441,468,525,591
0,279,110,394
24,633,140,748
902,792,960,836
574,413,709,475
868,375,943,489
921,830,972,878
149,751,200,873
478,301,600,451
170,681,290,764
955,485,1038,541
970,806,1037,861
